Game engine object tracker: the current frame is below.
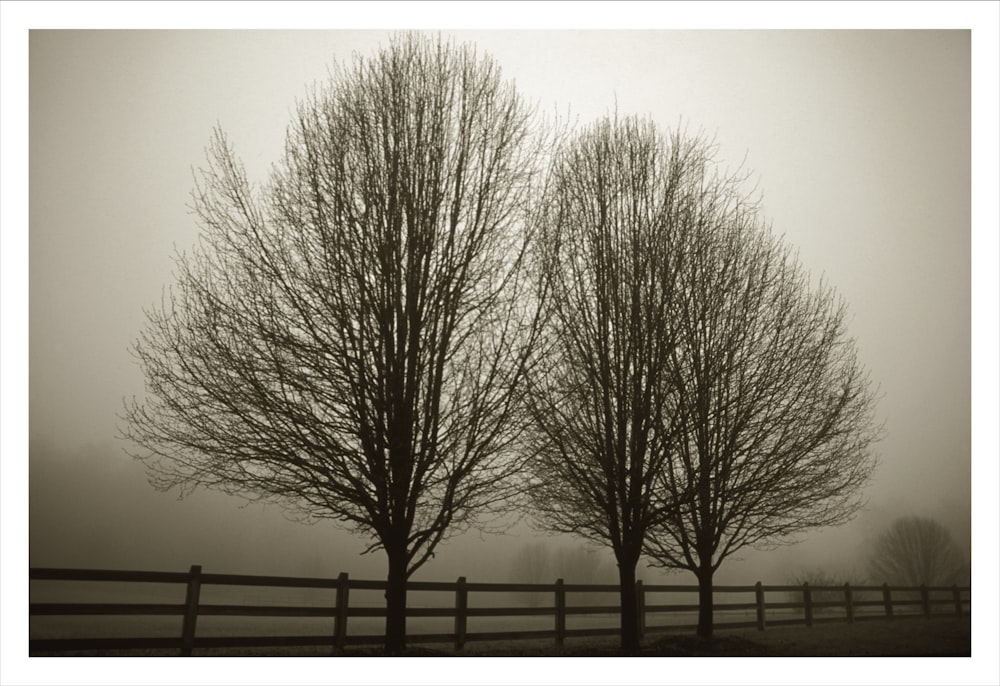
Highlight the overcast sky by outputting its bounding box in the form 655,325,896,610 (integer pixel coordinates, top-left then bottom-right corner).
4,4,999,686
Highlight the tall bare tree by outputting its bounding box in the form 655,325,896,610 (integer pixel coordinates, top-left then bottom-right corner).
867,516,968,587
643,159,881,638
522,116,699,651
122,34,544,653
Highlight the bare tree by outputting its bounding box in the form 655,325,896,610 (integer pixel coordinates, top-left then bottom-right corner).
786,568,869,612
508,541,615,606
867,516,969,587
508,541,553,606
522,115,698,651
551,544,615,585
643,157,881,638
122,34,544,653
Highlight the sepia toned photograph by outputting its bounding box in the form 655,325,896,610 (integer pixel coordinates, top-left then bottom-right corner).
3,3,998,686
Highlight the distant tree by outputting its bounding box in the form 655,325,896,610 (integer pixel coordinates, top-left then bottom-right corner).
122,34,545,654
522,115,698,651
553,545,619,608
786,568,865,612
551,544,614,585
508,542,613,606
508,541,553,606
642,141,881,639
867,516,969,587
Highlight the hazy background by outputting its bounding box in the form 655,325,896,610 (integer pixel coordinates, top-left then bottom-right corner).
23,29,975,587
2,3,997,686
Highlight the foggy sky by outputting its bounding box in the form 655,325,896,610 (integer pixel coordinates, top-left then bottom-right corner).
25,26,975,576
4,9,998,685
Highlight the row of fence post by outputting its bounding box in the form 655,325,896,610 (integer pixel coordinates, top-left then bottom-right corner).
174,565,965,654
772,580,964,630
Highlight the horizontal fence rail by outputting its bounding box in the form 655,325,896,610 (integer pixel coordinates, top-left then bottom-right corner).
29,566,971,655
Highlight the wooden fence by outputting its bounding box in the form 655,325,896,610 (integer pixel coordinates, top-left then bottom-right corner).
29,566,971,655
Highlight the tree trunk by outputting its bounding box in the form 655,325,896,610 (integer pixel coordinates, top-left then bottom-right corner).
384,544,408,654
617,560,640,652
696,560,714,640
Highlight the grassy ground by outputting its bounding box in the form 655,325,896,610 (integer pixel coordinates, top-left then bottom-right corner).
33,615,970,657
291,615,971,657
714,616,971,657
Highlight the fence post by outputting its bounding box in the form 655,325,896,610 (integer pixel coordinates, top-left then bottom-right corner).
755,581,766,631
180,564,202,657
454,576,468,651
554,578,566,647
802,582,813,627
635,580,646,642
920,584,930,617
844,583,854,624
334,572,349,649
952,585,962,616
882,583,893,620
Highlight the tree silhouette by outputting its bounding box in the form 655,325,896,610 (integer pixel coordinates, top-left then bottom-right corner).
642,142,881,639
508,541,553,606
786,568,869,612
522,115,699,651
122,34,544,653
508,542,613,606
867,516,968,587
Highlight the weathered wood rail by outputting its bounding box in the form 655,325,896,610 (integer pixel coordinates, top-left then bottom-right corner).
29,566,971,655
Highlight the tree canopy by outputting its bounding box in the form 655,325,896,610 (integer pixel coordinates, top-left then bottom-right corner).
123,33,545,652
522,115,707,650
642,151,881,637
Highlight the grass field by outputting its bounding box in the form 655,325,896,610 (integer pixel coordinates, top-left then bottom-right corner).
36,615,969,657
330,615,972,657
